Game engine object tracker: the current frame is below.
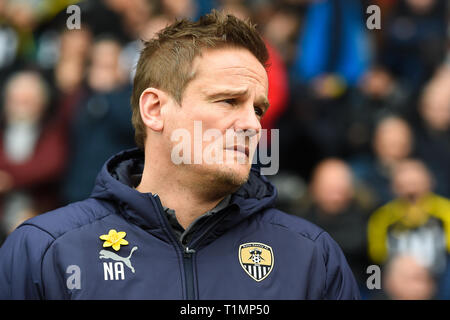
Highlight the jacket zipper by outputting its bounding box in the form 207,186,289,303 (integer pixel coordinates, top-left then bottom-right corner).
180,207,235,300
151,194,197,300
183,247,196,300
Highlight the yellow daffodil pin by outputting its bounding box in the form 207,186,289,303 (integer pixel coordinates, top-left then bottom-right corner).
99,229,129,251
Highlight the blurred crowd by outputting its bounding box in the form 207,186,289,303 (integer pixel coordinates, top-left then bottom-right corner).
0,0,449,300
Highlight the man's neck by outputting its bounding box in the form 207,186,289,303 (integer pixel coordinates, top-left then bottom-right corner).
135,164,226,230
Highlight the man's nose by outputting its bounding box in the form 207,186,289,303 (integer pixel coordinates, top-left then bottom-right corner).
234,104,261,138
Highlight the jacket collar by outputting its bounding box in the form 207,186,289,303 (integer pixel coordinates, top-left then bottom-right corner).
90,148,277,244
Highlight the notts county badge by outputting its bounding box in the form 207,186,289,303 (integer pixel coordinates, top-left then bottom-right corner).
239,242,274,282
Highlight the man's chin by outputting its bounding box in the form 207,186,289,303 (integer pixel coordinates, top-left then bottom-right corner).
198,163,250,195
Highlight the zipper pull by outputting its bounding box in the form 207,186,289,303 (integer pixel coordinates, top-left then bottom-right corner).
184,247,196,258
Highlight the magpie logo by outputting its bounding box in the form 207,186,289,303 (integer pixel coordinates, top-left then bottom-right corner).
239,242,274,282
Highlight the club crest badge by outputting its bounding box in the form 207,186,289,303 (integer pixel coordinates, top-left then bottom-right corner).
239,242,274,282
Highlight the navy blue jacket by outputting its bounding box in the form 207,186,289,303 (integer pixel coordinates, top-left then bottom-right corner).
0,149,360,299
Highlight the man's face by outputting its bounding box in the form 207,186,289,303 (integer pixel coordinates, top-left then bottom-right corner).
5,74,47,123
392,162,431,203
374,118,412,164
311,161,354,215
163,47,269,192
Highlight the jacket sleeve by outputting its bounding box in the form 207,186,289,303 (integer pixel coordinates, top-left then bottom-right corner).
316,231,361,300
0,225,54,299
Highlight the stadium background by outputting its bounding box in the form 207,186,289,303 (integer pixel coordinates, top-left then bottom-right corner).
0,0,449,299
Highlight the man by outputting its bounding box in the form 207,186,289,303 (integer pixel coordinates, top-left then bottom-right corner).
367,159,450,276
381,254,437,300
352,115,413,206
0,71,67,236
300,159,371,288
0,11,359,299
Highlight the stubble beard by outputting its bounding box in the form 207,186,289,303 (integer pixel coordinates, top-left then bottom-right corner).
185,162,251,200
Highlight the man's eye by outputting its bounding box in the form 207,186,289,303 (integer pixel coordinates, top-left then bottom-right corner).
219,99,237,105
254,106,264,117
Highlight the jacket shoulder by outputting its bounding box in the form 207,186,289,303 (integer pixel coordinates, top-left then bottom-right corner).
259,208,361,299
262,209,360,300
20,198,113,240
260,208,326,242
0,198,113,299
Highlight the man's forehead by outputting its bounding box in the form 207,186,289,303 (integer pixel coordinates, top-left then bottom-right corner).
201,85,267,100
191,47,268,86
202,85,249,96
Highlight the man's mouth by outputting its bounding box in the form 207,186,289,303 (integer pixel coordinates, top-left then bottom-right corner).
225,145,249,157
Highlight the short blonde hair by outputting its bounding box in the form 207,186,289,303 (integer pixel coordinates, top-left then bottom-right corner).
130,10,269,149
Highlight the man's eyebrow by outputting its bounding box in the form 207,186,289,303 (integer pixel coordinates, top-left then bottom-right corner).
204,87,249,100
204,87,270,111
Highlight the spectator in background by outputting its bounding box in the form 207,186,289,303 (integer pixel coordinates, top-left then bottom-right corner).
291,0,371,87
109,0,157,40
85,37,126,93
57,27,93,70
413,66,450,198
367,159,450,278
380,0,447,91
61,37,135,204
296,158,372,289
379,254,437,300
120,14,172,83
352,115,413,206
53,27,93,126
162,0,197,19
0,21,19,84
260,3,303,67
74,0,138,43
0,70,67,236
277,0,372,180
0,0,43,64
346,66,410,155
0,0,80,68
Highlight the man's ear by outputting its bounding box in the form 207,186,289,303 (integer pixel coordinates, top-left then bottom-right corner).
139,88,169,132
